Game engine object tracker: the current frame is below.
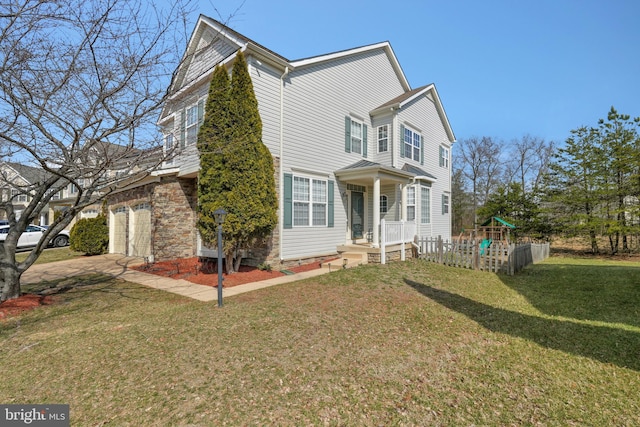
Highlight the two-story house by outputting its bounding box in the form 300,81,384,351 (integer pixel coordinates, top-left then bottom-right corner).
0,162,50,225
106,15,455,266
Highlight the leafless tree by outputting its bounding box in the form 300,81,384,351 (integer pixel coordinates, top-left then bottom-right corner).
0,0,193,301
505,134,555,194
456,136,504,226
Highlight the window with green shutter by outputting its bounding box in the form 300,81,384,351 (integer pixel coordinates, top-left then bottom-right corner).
345,116,367,157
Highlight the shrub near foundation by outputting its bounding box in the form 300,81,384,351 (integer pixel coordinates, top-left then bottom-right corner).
70,215,109,255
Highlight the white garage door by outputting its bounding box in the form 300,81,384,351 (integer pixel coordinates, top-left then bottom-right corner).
130,203,151,257
112,207,127,254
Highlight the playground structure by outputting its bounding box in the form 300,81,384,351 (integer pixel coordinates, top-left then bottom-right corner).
479,216,516,244
454,217,516,256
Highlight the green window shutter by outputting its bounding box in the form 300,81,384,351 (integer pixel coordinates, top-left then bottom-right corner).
344,116,351,153
284,173,293,229
362,125,368,158
197,100,204,126
328,180,334,227
439,146,444,167
399,124,405,158
180,109,186,148
420,135,424,165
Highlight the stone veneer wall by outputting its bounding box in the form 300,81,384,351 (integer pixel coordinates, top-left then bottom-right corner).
107,175,197,261
152,176,197,261
108,155,282,264
367,248,415,264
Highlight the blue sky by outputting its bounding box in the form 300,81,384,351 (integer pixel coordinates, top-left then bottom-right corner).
185,0,640,144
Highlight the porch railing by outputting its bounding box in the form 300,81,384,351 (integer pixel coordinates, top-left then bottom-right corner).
380,219,417,264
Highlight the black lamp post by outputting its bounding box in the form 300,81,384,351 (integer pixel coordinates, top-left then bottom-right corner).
213,208,227,307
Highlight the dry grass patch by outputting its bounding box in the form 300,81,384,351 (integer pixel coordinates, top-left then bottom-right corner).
1,259,639,425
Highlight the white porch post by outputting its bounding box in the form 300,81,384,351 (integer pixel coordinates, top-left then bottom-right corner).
401,183,408,221
372,175,380,247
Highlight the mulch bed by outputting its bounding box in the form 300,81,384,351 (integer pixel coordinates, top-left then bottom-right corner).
0,294,55,320
132,257,337,288
0,257,336,321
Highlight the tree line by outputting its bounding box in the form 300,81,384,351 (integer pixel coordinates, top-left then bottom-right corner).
453,107,640,255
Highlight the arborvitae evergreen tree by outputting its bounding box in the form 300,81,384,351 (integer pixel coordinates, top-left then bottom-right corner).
197,51,277,273
197,64,231,248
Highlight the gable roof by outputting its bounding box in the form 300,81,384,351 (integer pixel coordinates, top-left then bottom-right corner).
290,42,410,92
371,84,456,143
168,15,289,98
0,162,48,185
164,15,455,143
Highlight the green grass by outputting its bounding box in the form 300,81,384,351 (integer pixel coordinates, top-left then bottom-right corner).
1,257,639,425
15,247,84,264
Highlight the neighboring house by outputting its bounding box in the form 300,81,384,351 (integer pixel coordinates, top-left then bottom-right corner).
106,15,455,265
47,141,161,230
0,162,50,225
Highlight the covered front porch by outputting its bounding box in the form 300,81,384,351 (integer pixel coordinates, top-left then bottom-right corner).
334,161,435,263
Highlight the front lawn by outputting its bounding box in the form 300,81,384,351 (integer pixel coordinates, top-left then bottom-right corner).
1,257,639,425
15,247,84,264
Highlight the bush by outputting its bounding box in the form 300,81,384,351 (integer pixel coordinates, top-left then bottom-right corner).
70,215,109,255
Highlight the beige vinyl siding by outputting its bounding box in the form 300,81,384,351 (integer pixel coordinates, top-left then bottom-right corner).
399,95,452,240
248,56,283,155
372,117,393,165
183,32,237,91
280,49,405,259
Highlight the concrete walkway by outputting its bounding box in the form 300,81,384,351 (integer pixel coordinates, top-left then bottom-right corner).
21,254,336,302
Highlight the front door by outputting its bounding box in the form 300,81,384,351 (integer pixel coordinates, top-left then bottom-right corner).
351,191,364,240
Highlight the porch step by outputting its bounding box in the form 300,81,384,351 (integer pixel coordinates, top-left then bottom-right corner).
336,252,368,268
320,252,367,271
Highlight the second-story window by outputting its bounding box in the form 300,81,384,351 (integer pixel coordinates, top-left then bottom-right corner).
186,104,199,146
403,126,421,161
351,120,362,154
440,145,450,168
345,116,367,157
378,125,388,153
180,99,204,148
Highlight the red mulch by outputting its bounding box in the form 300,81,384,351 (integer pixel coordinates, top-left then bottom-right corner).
0,257,336,320
0,294,55,321
132,257,336,288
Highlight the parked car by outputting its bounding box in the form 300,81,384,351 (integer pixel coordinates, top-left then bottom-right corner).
0,224,70,248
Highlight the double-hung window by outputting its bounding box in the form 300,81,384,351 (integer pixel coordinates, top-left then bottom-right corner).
378,125,388,153
407,186,416,221
350,120,363,154
293,176,327,227
345,116,367,156
11,189,27,202
181,100,204,147
380,195,388,214
403,126,421,161
421,186,431,224
164,133,174,165
442,194,450,214
186,105,199,146
439,145,450,168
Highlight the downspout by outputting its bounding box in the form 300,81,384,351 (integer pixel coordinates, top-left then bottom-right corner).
279,66,289,263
